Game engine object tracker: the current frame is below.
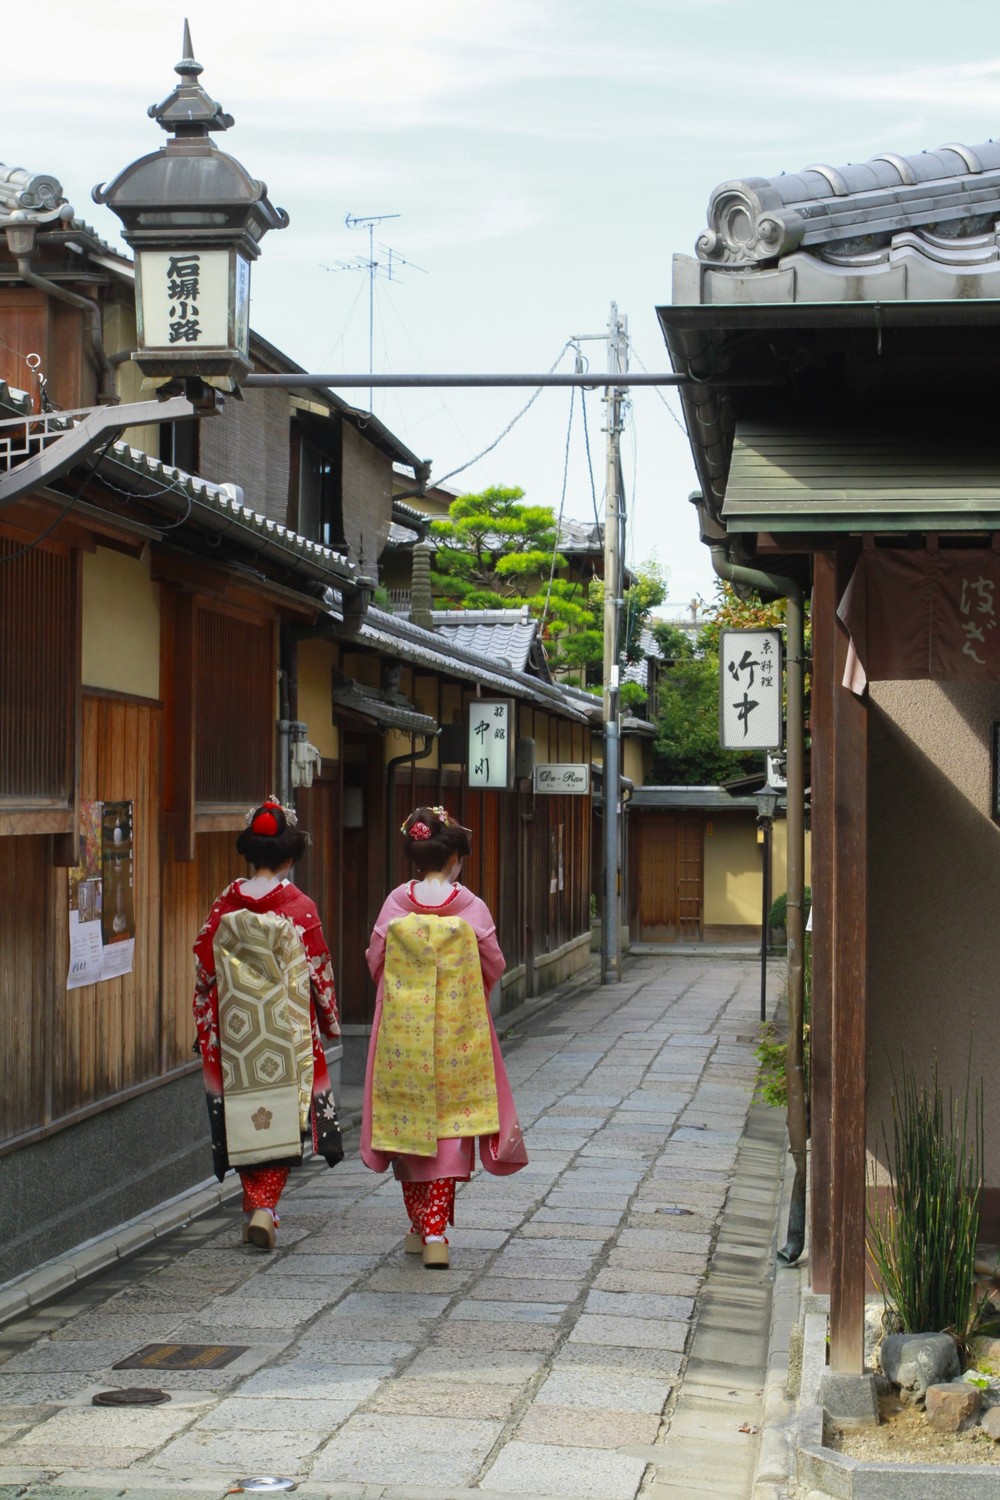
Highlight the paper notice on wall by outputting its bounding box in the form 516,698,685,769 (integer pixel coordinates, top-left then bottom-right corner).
67,800,135,988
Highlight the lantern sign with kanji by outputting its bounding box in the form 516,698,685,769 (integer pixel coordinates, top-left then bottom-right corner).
719,629,783,751
93,23,287,389
467,700,514,790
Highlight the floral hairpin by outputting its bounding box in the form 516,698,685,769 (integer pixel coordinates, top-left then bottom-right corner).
244,796,298,831
408,820,432,841
430,805,452,827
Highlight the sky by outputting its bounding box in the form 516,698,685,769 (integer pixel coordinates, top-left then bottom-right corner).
6,1,1000,606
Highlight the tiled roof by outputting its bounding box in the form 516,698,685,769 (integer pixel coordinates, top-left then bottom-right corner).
697,137,1000,268
101,441,361,587
354,606,600,724
431,608,539,674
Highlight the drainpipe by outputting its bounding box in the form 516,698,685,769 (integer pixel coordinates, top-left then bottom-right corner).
708,535,807,1266
386,733,439,884
16,255,116,404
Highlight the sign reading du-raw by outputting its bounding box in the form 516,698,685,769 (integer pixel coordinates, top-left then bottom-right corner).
534,764,590,795
719,629,783,750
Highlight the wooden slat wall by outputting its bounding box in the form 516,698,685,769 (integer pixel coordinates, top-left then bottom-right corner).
160,830,243,1067
52,695,162,1114
0,835,57,1139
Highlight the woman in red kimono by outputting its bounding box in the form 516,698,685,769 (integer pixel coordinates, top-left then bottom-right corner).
361,805,527,1268
193,799,342,1249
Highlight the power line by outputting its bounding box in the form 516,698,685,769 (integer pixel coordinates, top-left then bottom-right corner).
432,340,575,489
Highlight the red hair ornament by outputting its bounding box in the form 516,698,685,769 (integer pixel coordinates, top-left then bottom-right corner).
408,821,432,841
252,809,279,836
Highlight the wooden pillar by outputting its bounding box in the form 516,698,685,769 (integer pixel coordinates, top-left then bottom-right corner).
808,552,835,1293
828,546,869,1373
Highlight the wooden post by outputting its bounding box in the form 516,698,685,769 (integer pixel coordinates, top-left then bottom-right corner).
828,547,869,1373
809,553,835,1292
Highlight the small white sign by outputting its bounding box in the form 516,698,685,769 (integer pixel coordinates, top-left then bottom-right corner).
534,763,590,795
467,699,513,789
719,629,783,750
138,248,249,352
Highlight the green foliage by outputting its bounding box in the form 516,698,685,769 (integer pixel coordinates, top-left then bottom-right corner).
754,939,811,1108
769,886,811,932
429,485,666,679
619,681,650,714
650,580,810,786
867,1061,984,1344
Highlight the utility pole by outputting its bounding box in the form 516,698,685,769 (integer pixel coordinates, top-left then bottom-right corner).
601,302,628,984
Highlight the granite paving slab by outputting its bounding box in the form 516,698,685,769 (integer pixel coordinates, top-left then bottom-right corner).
583,1290,696,1321
480,1439,649,1498
194,1394,360,1429
515,1404,661,1449
403,1347,546,1384
430,1320,560,1353
448,1299,567,1324
309,1411,504,1486
534,1369,671,1413
144,1423,325,1473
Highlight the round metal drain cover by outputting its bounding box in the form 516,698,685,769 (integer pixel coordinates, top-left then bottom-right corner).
233,1480,296,1493
92,1387,170,1406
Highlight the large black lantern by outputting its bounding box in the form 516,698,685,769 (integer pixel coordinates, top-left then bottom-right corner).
93,22,287,390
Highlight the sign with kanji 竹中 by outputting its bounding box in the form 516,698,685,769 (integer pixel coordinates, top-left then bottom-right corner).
719,629,783,751
467,699,514,790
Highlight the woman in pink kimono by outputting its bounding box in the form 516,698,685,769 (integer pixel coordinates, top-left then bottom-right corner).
361,805,527,1268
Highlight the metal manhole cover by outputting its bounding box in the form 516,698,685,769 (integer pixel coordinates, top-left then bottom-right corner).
93,1387,170,1406
113,1342,249,1371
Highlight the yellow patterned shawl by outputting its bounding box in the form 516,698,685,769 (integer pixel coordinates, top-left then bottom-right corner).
371,912,499,1156
215,908,314,1167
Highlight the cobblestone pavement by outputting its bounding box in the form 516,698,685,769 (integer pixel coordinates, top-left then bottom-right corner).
0,952,784,1500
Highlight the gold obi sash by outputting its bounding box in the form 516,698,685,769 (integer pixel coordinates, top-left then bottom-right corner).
214,908,314,1167
371,912,499,1156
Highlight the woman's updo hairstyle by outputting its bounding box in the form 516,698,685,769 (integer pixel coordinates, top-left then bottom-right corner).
236,798,307,870
401,805,472,874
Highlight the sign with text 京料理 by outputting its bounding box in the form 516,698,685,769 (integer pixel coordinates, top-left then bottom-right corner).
719,629,783,751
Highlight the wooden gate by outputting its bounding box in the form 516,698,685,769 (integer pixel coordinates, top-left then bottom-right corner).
631,811,704,942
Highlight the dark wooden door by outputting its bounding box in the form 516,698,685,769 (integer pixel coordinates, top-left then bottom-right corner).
633,812,704,942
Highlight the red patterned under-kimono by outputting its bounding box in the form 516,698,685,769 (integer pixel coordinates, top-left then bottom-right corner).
193,879,343,1213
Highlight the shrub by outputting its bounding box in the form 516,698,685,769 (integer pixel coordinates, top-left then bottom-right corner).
768,885,811,932
754,938,811,1108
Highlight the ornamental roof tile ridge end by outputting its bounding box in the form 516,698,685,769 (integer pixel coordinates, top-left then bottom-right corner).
696,136,1000,269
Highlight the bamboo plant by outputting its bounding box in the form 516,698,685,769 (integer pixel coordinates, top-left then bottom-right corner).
867,1061,984,1345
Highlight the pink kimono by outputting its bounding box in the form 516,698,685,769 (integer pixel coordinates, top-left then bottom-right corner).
361,881,527,1236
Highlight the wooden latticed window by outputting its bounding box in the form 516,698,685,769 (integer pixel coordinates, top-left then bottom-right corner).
0,538,75,805
194,607,274,807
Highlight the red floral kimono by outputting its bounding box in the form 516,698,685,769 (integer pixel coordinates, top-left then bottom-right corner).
193,879,343,1183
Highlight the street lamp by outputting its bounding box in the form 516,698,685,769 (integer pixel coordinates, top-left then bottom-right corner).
93,22,288,394
755,782,780,1023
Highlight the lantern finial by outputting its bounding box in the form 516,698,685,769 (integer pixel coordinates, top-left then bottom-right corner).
147,21,233,135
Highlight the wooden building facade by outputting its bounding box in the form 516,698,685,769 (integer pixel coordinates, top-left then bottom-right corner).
660,133,1000,1373
0,165,598,1286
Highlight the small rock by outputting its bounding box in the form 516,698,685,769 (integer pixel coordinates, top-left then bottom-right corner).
967,1334,1000,1376
880,1332,961,1402
925,1380,982,1432
982,1405,1000,1441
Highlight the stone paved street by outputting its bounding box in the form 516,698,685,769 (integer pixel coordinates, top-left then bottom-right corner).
0,952,784,1500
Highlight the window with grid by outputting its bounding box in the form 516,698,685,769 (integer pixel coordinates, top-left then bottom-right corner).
194,608,274,806
0,538,75,804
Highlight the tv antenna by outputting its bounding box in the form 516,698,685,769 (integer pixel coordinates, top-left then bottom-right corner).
324,212,426,409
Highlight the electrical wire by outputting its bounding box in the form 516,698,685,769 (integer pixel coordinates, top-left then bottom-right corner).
539,385,576,633
580,388,600,528
433,340,575,488
629,342,689,436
